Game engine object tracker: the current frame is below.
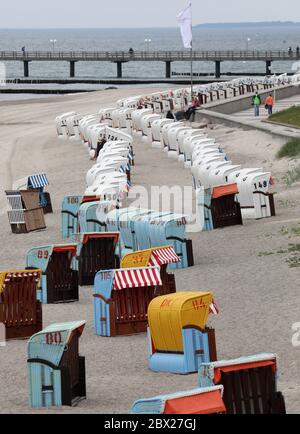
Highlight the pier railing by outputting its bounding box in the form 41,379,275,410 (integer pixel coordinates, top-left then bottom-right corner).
0,50,299,62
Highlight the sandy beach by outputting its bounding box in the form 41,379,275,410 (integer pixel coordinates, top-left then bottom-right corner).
0,87,300,414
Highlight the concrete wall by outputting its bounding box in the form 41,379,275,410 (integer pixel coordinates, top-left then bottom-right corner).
202,85,300,115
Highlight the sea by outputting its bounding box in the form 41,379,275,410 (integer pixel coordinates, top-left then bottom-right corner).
0,26,300,99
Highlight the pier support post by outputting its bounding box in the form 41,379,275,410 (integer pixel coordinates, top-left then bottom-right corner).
215,60,221,78
117,62,123,78
166,61,172,78
23,60,30,78
70,61,76,78
266,60,272,75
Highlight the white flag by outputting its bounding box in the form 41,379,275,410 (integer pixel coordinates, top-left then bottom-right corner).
177,2,192,49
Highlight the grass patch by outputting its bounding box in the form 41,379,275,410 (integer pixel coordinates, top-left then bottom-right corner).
286,244,300,268
288,244,300,253
258,251,275,257
277,249,288,254
279,224,300,238
269,106,300,128
280,226,289,236
277,138,300,159
285,165,300,186
291,225,300,236
287,256,300,268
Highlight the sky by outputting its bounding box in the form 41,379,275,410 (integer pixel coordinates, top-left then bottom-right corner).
0,0,299,28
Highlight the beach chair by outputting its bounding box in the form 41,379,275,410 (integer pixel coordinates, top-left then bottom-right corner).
56,112,76,139
148,292,218,374
75,232,120,286
132,109,153,133
105,208,154,256
78,201,107,234
97,139,132,161
196,160,232,190
123,98,140,109
0,270,42,340
111,109,122,128
150,119,174,148
196,184,243,231
167,126,191,158
240,172,275,220
161,122,183,152
131,386,226,414
191,154,225,186
89,125,108,150
121,246,180,294
66,113,84,139
118,108,135,133
183,136,213,167
86,161,129,188
141,114,161,143
227,169,275,220
27,321,86,408
148,214,194,269
85,172,129,197
151,101,162,113
132,211,173,251
79,115,100,144
94,266,172,337
177,129,203,162
100,108,115,127
61,195,83,240
5,190,46,234
190,139,217,159
13,173,52,214
198,354,286,414
26,245,78,304
162,98,174,113
207,164,242,188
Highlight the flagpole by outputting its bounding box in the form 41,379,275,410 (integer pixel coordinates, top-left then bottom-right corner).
190,45,193,97
190,1,193,97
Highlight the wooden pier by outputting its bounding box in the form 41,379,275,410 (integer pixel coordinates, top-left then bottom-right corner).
0,50,299,79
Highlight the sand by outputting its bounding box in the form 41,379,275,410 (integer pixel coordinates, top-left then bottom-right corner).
0,88,300,414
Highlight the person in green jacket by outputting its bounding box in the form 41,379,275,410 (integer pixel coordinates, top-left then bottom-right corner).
252,92,262,117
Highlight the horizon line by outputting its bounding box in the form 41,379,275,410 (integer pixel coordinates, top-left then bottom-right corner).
0,20,300,30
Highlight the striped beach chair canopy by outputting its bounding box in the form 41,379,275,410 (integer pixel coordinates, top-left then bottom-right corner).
149,246,180,267
12,174,49,190
113,267,162,290
121,246,180,269
28,174,49,189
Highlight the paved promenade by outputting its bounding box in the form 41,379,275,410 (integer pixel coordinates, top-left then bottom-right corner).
199,93,300,140
232,94,300,136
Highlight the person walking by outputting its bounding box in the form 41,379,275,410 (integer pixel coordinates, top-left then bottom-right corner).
252,92,262,117
265,94,274,116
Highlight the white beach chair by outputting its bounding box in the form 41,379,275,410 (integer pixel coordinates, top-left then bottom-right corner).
55,112,77,140
151,119,174,148
140,114,162,143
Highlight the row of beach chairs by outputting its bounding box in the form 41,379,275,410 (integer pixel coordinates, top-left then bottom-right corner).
25,293,286,414
56,75,286,140
14,75,288,412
